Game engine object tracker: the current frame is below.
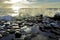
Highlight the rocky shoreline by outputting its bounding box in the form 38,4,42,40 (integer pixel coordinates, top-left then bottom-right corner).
0,14,60,40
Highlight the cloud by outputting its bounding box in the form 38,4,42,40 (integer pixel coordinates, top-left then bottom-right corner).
27,0,60,2
0,0,60,8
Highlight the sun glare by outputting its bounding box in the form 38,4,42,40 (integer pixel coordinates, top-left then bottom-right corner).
10,0,21,3
4,0,22,3
12,5,20,11
11,13,19,16
4,0,30,17
4,0,30,4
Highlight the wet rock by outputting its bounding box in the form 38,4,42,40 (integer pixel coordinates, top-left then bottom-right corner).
31,34,48,40
9,30,15,34
15,32,22,38
0,34,2,38
53,12,60,20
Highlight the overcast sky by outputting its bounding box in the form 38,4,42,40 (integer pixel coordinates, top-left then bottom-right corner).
0,0,60,3
0,0,60,15
0,0,60,8
28,0,60,2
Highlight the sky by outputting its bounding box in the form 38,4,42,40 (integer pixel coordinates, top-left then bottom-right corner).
3,0,59,2
0,0,60,8
0,0,60,16
1,0,60,3
28,0,60,2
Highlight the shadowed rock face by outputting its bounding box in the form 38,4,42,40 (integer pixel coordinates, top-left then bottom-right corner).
53,12,60,20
